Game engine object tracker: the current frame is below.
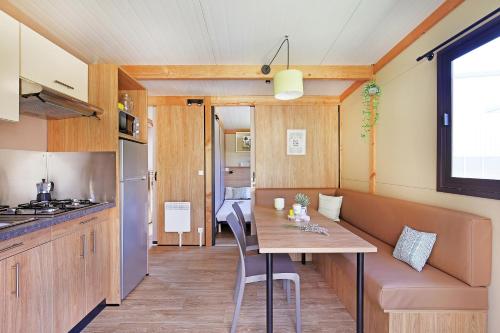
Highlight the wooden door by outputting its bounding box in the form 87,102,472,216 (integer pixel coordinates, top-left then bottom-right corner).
52,230,86,333
3,243,52,333
156,104,205,245
85,219,109,312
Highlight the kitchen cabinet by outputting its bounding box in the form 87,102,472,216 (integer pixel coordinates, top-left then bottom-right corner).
0,11,20,122
20,24,88,102
52,229,87,333
0,243,53,333
85,217,110,312
52,211,110,332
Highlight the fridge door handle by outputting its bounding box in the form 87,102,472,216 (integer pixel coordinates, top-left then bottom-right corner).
123,176,147,181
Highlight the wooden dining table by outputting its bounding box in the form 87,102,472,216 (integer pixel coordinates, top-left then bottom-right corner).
253,206,377,333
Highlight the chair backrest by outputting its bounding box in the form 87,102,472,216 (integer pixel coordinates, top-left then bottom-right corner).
232,202,246,233
226,213,247,259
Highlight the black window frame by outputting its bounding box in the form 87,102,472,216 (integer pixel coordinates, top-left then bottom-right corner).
437,15,500,200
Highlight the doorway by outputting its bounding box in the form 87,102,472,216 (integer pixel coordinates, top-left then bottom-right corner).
212,106,254,246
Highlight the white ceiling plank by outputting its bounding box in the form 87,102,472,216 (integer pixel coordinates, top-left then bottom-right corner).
215,106,251,129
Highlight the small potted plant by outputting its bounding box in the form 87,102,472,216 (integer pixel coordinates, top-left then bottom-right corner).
294,193,311,216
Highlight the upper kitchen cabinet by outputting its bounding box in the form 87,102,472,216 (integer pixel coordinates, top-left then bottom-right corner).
20,24,88,102
0,11,19,122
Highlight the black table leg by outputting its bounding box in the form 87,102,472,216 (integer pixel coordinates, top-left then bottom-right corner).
266,253,273,333
356,253,364,333
301,253,306,265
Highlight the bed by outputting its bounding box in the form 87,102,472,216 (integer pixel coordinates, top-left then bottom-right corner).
216,185,252,232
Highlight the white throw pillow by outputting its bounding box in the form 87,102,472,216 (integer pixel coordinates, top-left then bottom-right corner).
225,187,234,199
318,194,343,222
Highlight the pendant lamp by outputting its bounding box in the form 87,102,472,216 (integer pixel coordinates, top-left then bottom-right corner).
261,36,304,100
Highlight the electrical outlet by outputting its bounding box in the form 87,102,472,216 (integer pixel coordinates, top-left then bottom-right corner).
198,170,204,176
197,227,204,234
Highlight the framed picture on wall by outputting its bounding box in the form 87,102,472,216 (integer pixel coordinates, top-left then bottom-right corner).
235,132,251,152
287,129,306,155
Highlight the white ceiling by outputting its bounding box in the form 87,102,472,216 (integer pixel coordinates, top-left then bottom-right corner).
216,106,251,129
8,0,444,96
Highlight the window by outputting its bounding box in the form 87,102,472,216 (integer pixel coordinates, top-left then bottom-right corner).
437,16,500,199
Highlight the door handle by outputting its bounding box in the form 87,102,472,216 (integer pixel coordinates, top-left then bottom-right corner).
0,242,23,253
12,263,19,298
54,80,75,90
81,234,86,258
92,230,96,254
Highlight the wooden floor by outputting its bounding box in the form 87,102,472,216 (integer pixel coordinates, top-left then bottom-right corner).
84,246,355,333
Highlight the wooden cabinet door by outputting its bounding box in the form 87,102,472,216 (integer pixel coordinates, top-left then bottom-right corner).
0,10,19,122
85,219,109,312
20,24,88,102
2,243,52,333
156,104,205,245
52,231,86,333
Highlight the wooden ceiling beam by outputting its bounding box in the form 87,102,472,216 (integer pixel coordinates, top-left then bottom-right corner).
122,65,373,80
148,95,340,107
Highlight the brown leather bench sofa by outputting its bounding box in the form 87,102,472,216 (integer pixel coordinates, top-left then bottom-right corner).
255,188,492,333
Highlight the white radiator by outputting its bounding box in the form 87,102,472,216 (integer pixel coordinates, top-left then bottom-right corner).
164,202,191,233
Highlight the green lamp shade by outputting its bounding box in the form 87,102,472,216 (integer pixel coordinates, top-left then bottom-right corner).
273,69,304,100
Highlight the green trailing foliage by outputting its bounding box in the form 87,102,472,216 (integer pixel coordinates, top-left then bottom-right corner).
361,80,381,139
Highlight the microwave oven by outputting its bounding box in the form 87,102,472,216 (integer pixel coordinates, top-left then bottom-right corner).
119,111,139,137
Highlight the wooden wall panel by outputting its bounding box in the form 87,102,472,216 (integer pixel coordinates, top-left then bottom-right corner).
224,167,251,187
254,104,338,188
156,104,205,245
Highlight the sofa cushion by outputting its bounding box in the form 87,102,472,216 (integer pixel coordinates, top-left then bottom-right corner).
336,189,492,287
333,221,488,310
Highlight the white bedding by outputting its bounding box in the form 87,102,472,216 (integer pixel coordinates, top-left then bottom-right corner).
216,199,252,223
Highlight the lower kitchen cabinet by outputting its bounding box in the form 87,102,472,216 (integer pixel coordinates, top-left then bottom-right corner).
0,242,53,333
52,229,87,333
85,217,110,312
0,209,112,333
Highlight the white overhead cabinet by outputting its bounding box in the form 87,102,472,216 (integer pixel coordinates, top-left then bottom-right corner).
0,11,20,122
20,24,88,102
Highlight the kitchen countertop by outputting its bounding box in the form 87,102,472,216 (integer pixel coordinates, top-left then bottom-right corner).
0,202,115,242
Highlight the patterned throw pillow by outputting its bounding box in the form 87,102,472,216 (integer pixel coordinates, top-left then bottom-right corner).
393,226,437,272
225,187,234,199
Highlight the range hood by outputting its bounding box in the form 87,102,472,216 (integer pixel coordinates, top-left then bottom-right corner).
19,78,104,119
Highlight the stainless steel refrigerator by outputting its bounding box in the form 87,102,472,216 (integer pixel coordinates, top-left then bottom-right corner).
120,139,148,299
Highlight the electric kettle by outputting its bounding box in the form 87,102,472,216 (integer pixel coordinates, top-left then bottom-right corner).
36,179,54,202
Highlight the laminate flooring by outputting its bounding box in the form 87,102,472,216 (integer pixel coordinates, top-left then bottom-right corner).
84,246,355,333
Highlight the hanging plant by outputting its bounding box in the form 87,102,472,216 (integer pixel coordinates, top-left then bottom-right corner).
361,80,381,138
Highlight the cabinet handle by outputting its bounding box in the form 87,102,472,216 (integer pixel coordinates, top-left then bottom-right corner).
91,230,96,254
80,217,97,225
54,80,75,90
81,234,86,258
12,263,19,298
0,242,23,253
